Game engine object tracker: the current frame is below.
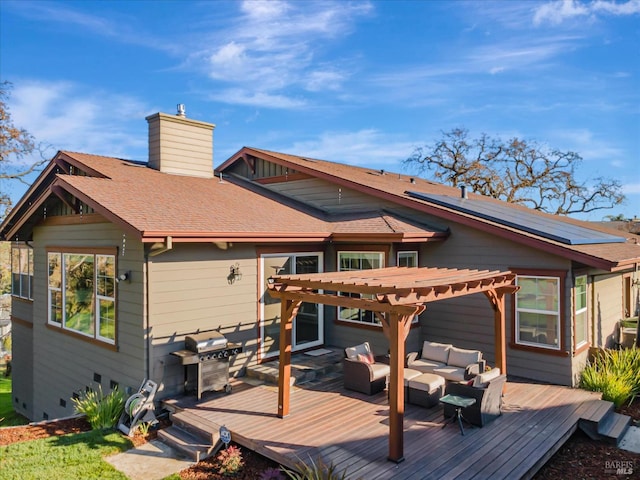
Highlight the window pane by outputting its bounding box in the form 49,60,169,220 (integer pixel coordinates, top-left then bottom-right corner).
516,275,560,349
64,254,95,336
48,253,61,288
398,252,417,267
575,310,587,345
517,277,558,312
575,276,587,311
96,255,115,298
11,247,20,296
338,252,383,325
50,290,62,325
99,299,116,341
518,312,558,347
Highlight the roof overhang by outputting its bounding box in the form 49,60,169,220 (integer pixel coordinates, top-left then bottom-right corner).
219,147,637,272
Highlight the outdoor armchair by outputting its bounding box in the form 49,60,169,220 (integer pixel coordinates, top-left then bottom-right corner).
443,368,506,427
343,342,390,395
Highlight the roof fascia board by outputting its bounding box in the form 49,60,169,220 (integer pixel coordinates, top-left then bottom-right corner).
140,233,332,243
0,155,61,236
3,185,54,240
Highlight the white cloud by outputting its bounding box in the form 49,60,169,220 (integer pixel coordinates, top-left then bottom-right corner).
208,89,307,109
8,80,149,162
533,0,640,26
287,129,417,168
190,0,373,108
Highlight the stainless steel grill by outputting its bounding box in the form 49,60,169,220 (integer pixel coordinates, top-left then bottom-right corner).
172,332,242,399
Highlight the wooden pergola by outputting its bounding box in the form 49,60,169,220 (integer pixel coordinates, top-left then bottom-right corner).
267,266,519,463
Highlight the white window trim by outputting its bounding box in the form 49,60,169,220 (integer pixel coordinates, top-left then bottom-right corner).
11,245,33,300
574,275,588,348
47,251,116,345
397,251,418,267
259,252,324,359
337,251,385,326
515,274,561,351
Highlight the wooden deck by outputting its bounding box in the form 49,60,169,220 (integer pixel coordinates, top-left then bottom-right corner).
163,376,603,480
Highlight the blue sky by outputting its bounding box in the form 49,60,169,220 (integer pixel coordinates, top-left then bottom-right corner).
1,0,639,221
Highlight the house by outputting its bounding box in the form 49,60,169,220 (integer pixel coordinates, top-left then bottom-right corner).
2,109,639,422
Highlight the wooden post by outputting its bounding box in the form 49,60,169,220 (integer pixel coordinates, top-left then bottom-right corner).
277,298,300,418
388,311,405,463
493,291,507,377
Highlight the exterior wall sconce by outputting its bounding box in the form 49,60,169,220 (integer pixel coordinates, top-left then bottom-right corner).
228,263,242,284
117,271,131,283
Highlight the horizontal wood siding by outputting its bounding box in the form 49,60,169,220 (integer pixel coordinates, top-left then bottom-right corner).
592,273,624,348
419,221,575,385
29,221,146,421
10,321,33,419
148,243,260,398
266,178,390,212
10,298,33,324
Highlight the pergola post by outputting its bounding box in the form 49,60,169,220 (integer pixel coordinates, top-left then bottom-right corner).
387,311,407,463
277,298,301,418
485,287,518,376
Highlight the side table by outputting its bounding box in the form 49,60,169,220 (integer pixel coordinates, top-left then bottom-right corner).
439,393,476,435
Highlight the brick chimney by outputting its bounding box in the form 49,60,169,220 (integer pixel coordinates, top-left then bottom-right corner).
146,105,215,178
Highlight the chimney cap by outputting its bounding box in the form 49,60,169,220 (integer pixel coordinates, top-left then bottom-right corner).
177,104,186,117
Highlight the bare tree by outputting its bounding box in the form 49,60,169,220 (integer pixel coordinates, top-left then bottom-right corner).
404,128,625,215
1,81,49,220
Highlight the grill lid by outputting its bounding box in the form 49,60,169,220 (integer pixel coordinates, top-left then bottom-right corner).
185,331,228,352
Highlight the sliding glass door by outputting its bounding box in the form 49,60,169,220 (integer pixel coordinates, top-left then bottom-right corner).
260,253,323,359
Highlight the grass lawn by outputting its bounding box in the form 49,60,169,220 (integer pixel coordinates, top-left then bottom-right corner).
0,365,28,426
0,429,133,480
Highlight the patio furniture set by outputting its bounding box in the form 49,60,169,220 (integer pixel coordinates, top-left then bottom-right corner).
344,341,506,434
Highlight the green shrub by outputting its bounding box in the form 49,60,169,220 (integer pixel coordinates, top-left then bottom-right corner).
581,347,640,407
72,384,125,430
282,456,349,480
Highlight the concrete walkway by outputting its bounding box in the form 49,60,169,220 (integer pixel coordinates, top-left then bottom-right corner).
619,425,640,453
106,439,193,480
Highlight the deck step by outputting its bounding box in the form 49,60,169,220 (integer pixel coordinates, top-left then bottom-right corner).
171,410,222,442
157,425,221,462
245,348,343,386
598,412,632,445
578,399,614,440
578,399,632,445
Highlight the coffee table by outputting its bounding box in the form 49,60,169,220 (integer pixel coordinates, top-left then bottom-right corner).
439,393,476,435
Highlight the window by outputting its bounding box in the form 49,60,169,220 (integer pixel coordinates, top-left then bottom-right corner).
574,275,588,347
47,250,116,344
11,244,33,300
397,251,418,267
515,275,560,350
338,251,384,325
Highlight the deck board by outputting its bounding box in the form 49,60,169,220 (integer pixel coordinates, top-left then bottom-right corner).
163,378,602,480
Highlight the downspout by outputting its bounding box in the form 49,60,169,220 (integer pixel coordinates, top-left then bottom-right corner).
145,253,151,381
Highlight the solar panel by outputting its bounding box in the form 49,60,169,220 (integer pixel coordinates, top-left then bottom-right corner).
407,192,627,245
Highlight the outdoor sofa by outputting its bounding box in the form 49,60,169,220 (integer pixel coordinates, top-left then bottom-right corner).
406,341,485,383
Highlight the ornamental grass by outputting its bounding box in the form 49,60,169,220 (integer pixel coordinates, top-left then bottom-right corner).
580,347,640,407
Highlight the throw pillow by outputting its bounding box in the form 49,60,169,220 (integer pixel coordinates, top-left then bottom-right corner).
357,353,374,364
421,341,451,364
448,347,481,368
